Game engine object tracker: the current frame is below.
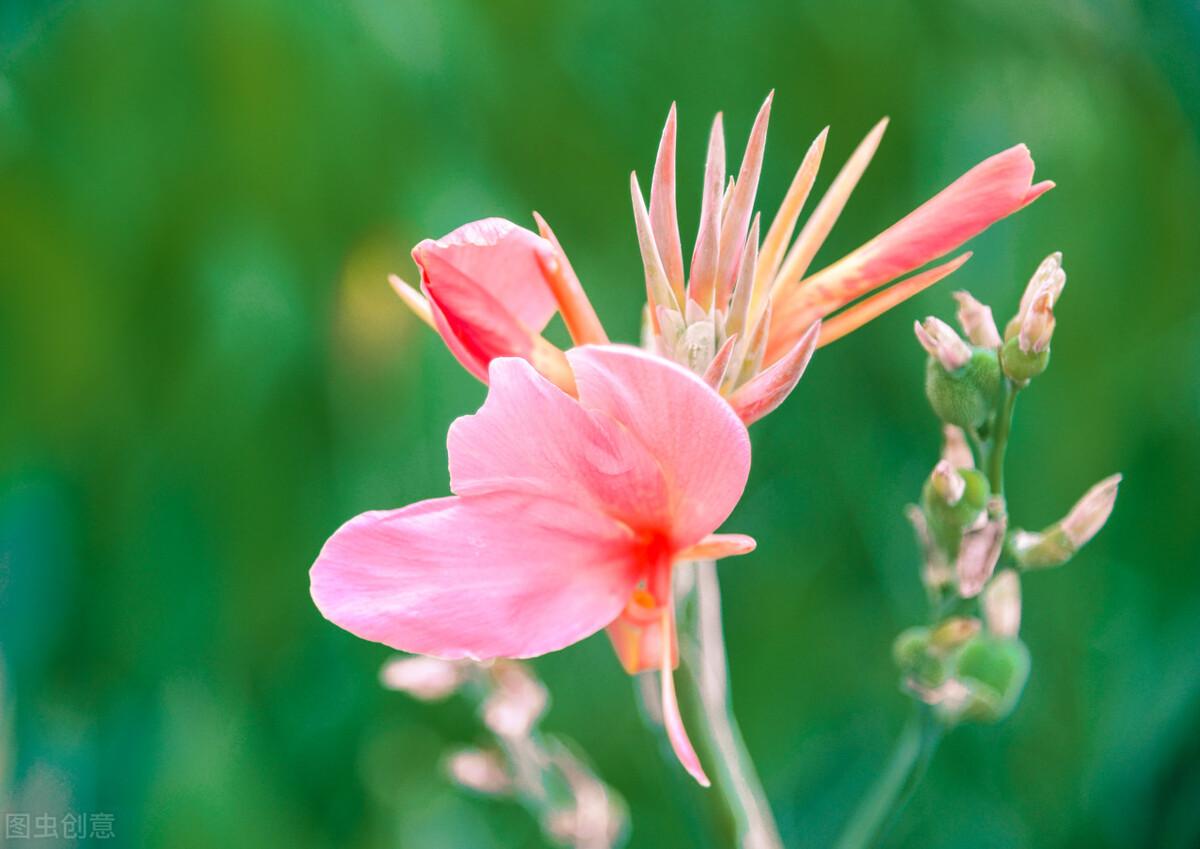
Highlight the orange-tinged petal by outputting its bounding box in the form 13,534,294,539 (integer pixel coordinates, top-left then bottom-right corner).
815,253,972,349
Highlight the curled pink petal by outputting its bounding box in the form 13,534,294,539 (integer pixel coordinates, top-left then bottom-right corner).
567,345,751,546
728,321,820,425
310,494,640,659
660,608,710,786
413,218,560,379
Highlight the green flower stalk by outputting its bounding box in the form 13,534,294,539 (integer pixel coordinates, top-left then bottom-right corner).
835,250,1120,849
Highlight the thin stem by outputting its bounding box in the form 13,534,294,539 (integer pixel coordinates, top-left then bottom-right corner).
832,707,943,849
671,561,784,849
985,381,1018,496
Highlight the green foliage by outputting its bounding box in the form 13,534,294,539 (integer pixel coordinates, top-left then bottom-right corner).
1,1,1198,848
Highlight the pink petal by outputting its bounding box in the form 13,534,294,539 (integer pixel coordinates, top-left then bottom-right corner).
566,346,751,546
728,321,820,425
676,533,757,561
414,218,558,332
449,357,671,532
310,493,640,659
797,145,1052,314
607,589,676,674
659,608,710,786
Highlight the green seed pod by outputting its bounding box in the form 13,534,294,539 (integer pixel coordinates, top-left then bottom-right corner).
1000,336,1050,383
925,348,1003,429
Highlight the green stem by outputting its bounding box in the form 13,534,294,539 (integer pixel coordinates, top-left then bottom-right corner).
985,382,1018,496
671,562,785,849
833,707,943,849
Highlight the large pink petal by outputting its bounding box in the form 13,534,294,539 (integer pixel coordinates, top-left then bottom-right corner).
566,346,751,546
414,218,559,332
768,146,1052,360
310,493,640,659
449,357,671,531
792,146,1052,317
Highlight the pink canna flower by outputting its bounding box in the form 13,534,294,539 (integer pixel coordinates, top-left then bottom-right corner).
310,345,755,786
389,217,580,392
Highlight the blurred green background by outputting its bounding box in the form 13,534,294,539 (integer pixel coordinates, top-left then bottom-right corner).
2,0,1198,846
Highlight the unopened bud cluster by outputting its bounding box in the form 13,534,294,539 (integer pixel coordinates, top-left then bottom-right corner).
383,656,628,848
898,251,1119,728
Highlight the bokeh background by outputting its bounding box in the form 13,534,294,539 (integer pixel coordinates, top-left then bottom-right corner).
2,0,1198,846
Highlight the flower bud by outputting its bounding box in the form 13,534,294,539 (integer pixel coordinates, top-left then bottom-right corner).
953,291,1002,348
921,467,990,557
379,656,466,701
1012,474,1121,569
906,505,954,591
983,570,1021,638
930,616,982,652
955,501,1006,598
483,661,549,739
944,635,1031,724
446,748,512,795
941,425,975,470
1001,252,1065,384
930,460,966,505
1062,473,1122,548
1006,252,1066,343
914,317,971,371
924,346,1003,430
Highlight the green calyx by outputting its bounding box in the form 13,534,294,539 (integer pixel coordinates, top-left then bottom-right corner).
946,635,1031,724
925,349,1003,429
1000,336,1050,383
922,468,990,557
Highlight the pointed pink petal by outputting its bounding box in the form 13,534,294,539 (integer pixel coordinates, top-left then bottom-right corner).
631,173,680,316
660,607,710,786
716,91,773,307
816,253,972,349
567,346,751,546
688,114,726,310
310,493,640,659
773,118,889,295
728,321,820,425
413,218,558,331
757,127,828,292
449,357,671,531
532,212,610,346
650,103,686,300
797,145,1052,314
702,333,739,390
676,533,757,561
